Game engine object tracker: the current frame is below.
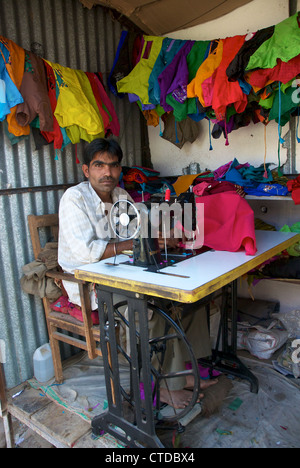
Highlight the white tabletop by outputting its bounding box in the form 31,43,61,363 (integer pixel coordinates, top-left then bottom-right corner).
75,230,299,302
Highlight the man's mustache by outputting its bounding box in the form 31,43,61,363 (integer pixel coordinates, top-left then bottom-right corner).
98,177,115,182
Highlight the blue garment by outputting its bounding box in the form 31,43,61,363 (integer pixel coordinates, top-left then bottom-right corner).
148,38,186,106
0,42,23,121
244,183,289,196
108,30,128,97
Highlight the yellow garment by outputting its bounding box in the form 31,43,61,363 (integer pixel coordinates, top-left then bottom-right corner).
117,36,164,105
66,124,104,144
187,40,223,107
45,61,104,140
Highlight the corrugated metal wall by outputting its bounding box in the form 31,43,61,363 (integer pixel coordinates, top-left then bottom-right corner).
0,0,147,387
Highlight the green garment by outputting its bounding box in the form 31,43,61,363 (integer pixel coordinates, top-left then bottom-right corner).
280,223,300,256
246,13,300,71
269,84,298,126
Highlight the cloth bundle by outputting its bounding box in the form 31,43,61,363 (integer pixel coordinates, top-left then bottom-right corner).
20,242,61,301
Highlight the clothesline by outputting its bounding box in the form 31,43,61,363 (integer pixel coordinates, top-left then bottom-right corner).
109,13,300,152
0,35,120,155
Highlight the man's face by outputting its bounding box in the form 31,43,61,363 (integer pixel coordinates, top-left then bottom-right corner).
82,151,122,198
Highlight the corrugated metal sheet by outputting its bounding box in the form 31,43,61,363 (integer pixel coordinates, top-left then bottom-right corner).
0,0,145,387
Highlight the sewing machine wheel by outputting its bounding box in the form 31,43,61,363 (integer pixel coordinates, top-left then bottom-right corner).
110,199,141,240
114,301,200,425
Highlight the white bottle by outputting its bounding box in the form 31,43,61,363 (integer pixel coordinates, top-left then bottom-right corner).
33,343,55,382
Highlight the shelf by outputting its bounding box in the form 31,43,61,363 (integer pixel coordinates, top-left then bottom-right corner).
245,195,293,201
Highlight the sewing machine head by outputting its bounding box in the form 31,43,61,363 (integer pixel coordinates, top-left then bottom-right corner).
110,190,198,271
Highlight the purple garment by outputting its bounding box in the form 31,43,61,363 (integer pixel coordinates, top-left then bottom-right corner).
128,93,139,103
158,40,195,112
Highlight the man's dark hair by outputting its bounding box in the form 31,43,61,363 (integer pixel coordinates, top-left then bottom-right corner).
83,138,123,166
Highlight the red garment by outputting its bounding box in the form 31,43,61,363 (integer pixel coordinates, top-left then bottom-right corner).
94,73,120,136
212,35,248,121
85,72,110,131
287,175,300,205
194,192,257,255
193,179,237,196
41,60,63,149
246,55,300,90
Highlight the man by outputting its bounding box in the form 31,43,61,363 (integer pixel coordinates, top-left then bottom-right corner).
58,138,217,409
58,138,133,311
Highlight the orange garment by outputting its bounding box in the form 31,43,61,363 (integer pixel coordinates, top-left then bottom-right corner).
187,40,223,107
173,173,209,196
0,36,30,136
211,35,247,120
142,109,159,127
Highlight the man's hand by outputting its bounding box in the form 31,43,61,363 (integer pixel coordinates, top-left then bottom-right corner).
158,228,181,250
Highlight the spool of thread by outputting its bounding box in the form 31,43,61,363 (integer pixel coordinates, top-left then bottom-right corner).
165,189,171,202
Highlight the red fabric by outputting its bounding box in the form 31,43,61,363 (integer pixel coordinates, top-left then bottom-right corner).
67,303,99,325
212,35,248,120
194,192,257,255
247,55,300,90
85,72,110,130
287,175,300,205
41,60,64,149
94,73,120,136
50,295,99,325
50,295,69,314
193,179,237,196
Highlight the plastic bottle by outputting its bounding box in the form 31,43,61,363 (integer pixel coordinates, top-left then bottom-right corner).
33,343,55,382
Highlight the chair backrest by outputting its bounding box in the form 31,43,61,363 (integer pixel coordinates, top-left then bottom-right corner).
28,214,59,260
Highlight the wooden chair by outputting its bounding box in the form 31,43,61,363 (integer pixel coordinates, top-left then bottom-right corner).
27,214,101,384
0,362,14,448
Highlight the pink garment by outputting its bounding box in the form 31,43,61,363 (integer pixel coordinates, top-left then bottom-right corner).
201,71,216,107
183,192,257,255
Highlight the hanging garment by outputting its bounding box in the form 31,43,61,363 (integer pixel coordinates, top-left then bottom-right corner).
108,31,143,97
116,36,164,104
46,60,104,142
165,40,210,121
268,84,298,126
246,13,300,71
187,40,223,107
157,40,195,112
161,112,201,149
245,54,300,91
148,38,186,106
226,26,275,81
16,51,53,132
94,72,120,136
210,35,248,121
108,30,128,96
0,36,29,136
66,69,105,143
0,40,24,122
40,59,64,149
85,72,110,131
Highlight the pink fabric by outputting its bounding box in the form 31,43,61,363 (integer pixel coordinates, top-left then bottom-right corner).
183,192,257,255
67,303,99,325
